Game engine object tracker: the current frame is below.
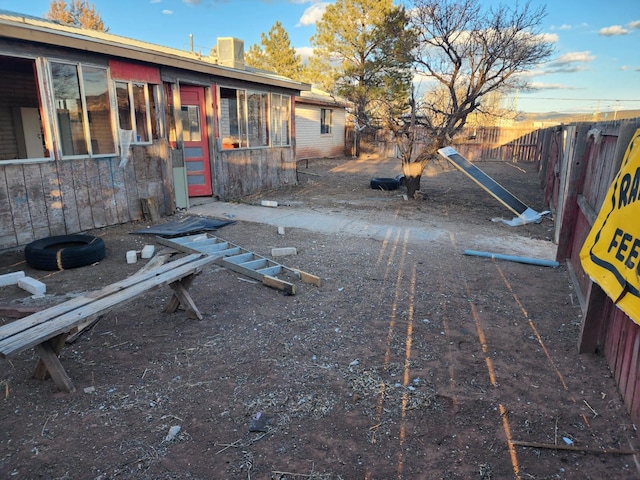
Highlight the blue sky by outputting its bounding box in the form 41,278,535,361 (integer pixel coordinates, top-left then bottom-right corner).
0,0,638,114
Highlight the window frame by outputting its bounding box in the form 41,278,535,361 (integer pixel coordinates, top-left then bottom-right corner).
48,59,117,159
321,108,333,135
270,93,291,147
115,80,155,145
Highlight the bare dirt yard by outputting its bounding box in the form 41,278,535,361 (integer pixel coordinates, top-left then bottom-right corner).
1,155,639,480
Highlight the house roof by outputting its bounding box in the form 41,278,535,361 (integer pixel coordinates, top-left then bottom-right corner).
0,9,310,93
296,88,351,108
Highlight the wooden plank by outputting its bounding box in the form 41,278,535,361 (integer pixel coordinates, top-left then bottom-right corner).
625,332,640,412
5,164,34,245
0,306,41,318
39,161,66,236
123,150,143,220
614,311,631,384
85,159,107,228
111,157,131,224
620,319,639,402
57,159,82,233
0,254,204,342
0,167,18,248
34,339,75,393
262,275,295,295
166,275,202,320
0,254,215,357
33,333,67,380
578,283,609,354
98,157,118,226
292,269,322,287
23,162,50,240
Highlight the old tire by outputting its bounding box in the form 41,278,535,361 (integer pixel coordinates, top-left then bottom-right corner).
24,234,106,271
370,177,400,190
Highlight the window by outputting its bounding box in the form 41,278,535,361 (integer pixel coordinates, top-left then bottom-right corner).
219,87,269,149
116,81,155,143
271,93,290,146
51,61,115,157
321,108,333,134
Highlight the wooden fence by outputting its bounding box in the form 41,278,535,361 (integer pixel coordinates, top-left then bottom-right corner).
537,118,640,425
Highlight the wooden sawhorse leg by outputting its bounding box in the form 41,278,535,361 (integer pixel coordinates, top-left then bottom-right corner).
164,272,203,320
33,334,75,393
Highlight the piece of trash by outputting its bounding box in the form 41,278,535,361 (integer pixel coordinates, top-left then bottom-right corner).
277,226,285,235
83,386,96,394
249,412,270,432
562,437,573,445
349,359,359,367
164,425,181,442
261,200,278,207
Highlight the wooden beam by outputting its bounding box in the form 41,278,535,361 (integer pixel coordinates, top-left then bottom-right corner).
34,339,75,393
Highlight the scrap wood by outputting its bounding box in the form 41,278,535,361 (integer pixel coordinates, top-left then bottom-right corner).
0,305,42,319
510,440,640,455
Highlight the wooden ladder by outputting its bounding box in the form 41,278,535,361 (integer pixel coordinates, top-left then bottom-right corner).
156,233,321,295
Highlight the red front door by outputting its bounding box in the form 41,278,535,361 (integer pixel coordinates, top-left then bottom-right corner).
180,86,212,197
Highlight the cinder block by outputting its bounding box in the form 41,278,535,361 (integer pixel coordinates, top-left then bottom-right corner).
18,276,46,295
271,247,297,257
0,271,25,287
261,200,278,207
141,245,155,259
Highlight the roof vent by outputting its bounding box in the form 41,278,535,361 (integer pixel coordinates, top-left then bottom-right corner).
216,37,244,70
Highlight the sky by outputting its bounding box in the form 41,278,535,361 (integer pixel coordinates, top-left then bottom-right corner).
0,0,638,115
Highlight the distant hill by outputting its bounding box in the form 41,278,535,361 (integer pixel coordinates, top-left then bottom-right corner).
517,109,640,126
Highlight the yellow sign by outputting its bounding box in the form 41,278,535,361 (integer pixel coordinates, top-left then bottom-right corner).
580,128,640,324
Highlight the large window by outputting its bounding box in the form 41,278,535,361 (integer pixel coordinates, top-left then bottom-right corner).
321,108,333,134
116,81,155,143
51,61,115,157
271,93,290,146
219,87,269,149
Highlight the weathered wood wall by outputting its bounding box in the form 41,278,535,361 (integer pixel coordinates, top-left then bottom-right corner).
216,147,297,200
455,126,540,162
0,141,171,250
537,117,640,426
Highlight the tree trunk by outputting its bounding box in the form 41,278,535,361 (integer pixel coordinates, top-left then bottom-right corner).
404,174,422,199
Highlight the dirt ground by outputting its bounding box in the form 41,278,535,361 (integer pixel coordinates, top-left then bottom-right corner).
1,155,639,480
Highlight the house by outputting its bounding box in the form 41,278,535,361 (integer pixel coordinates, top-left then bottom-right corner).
295,88,349,161
0,9,310,250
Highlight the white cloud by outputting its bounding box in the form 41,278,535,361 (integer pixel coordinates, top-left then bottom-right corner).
528,82,579,91
162,9,173,14
599,25,629,36
559,24,572,30
150,0,161,3
295,46,314,62
553,51,595,64
628,20,640,29
539,33,559,44
620,65,629,71
183,0,202,4
298,2,329,27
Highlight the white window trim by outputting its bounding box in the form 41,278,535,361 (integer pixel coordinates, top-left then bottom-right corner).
45,58,118,160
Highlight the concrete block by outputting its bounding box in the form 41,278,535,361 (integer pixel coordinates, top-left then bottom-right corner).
126,250,137,264
141,245,155,259
271,247,297,257
277,226,285,235
18,276,46,295
0,271,25,287
261,200,278,207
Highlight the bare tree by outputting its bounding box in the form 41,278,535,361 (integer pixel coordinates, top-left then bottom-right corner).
397,0,553,198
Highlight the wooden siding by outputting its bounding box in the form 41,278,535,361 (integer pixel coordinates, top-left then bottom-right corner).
295,104,346,160
0,142,170,250
216,147,297,200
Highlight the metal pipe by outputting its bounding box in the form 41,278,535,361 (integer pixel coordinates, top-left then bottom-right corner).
463,249,559,268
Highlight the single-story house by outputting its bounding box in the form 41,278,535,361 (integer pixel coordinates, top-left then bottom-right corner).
295,88,349,161
0,9,310,250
